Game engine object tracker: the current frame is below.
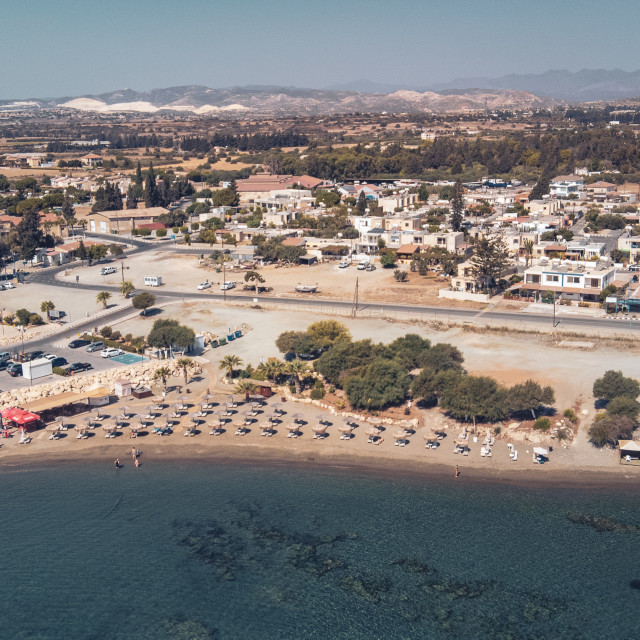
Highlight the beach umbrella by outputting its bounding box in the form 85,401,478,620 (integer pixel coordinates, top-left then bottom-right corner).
291,412,303,423
83,415,98,428
249,394,264,402
46,423,60,432
312,425,327,433
366,427,381,436
226,395,237,406
202,393,214,405
533,447,549,456
338,425,353,433
180,395,189,407
367,417,383,425
393,430,408,439
423,430,438,442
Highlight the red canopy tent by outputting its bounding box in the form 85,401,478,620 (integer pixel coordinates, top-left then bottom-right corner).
1,407,41,431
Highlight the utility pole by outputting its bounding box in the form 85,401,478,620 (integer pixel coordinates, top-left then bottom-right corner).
121,261,125,283
223,261,226,302
351,277,359,317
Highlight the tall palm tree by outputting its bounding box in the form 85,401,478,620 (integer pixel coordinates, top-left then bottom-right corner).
96,291,112,309
40,300,55,322
176,357,193,386
121,281,134,298
287,359,308,394
219,354,242,379
235,380,257,401
153,366,171,390
522,239,534,268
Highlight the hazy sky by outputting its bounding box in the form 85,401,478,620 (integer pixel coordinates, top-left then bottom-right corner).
2,0,640,98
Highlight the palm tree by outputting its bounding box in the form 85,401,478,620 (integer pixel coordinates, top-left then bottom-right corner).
40,300,55,322
235,380,257,401
523,239,534,268
153,366,171,390
176,357,193,386
219,354,242,379
257,359,285,382
121,281,134,298
287,359,308,394
96,291,112,309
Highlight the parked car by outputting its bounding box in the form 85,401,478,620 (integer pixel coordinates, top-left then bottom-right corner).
197,281,211,290
220,281,235,290
365,264,376,271
86,341,105,352
100,266,117,275
65,362,92,374
7,363,22,377
68,339,91,349
0,282,15,290
0,360,9,371
357,261,369,270
101,347,124,358
43,354,56,361
50,357,68,368
338,262,349,269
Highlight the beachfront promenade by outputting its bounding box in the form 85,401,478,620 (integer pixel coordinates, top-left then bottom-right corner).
0,360,625,481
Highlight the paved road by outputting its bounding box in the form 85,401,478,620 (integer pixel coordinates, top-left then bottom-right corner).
20,234,640,354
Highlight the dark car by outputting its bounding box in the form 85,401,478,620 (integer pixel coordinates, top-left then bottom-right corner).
31,350,44,360
68,339,91,349
65,362,92,374
7,363,22,377
0,360,9,371
50,357,68,368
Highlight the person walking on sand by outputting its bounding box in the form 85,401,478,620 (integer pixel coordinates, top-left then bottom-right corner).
454,465,460,478
134,458,139,468
131,447,136,460
115,458,120,470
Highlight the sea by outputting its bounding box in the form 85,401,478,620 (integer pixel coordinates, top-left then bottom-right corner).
1,460,639,640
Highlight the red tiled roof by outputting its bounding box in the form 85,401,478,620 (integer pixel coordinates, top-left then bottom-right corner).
282,237,306,247
396,244,421,255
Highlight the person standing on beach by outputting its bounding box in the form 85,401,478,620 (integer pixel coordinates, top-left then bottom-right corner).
454,465,460,478
134,458,139,469
131,447,136,460
115,458,120,470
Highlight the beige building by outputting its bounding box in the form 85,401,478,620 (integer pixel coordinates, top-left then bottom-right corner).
85,207,168,234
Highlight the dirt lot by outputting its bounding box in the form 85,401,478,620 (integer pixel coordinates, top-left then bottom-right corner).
56,252,482,308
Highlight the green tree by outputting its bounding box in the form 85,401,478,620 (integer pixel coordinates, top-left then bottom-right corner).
109,243,124,257
61,195,75,236
132,292,156,315
275,330,307,355
344,358,410,410
287,359,309,394
588,413,635,448
16,210,44,260
244,270,265,292
306,320,351,350
120,281,134,298
147,319,195,349
387,334,432,369
153,366,171,390
470,235,510,291
40,300,55,322
379,249,397,268
450,180,464,231
219,354,242,378
417,343,465,373
605,396,640,421
394,269,408,282
507,379,555,419
77,240,87,261
235,379,257,401
522,239,534,267
96,291,112,309
315,189,341,208
593,370,640,402
144,162,161,207
176,357,193,386
440,375,508,427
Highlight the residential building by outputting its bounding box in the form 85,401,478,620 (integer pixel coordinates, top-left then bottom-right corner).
586,181,617,201
378,192,418,213
519,260,617,301
549,175,584,198
617,234,640,262
81,153,102,167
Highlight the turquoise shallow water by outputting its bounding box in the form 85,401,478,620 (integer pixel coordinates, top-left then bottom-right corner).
1,460,639,639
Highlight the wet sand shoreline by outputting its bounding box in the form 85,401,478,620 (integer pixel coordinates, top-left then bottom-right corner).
2,441,639,493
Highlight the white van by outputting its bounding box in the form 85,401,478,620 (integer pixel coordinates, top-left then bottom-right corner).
144,276,162,287
100,266,117,275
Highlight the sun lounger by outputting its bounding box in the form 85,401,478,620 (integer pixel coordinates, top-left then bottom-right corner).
510,450,518,461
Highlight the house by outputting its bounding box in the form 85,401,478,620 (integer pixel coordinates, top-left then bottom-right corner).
450,260,482,293
378,192,418,213
549,175,584,198
3,152,47,168
586,181,617,201
42,240,104,266
396,244,422,264
281,237,306,248
517,260,617,302
81,153,102,167
85,207,169,233
235,174,321,203
617,234,640,262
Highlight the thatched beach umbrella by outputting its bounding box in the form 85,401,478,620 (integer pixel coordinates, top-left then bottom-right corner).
249,394,264,402
46,423,60,434
226,395,237,407
366,427,381,437
202,393,214,407
291,412,303,423
84,415,99,428
91,407,105,421
338,424,353,433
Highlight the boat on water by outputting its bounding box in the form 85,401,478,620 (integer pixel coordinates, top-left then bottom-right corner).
295,284,318,293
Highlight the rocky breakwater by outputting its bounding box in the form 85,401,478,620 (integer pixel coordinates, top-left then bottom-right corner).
0,361,160,408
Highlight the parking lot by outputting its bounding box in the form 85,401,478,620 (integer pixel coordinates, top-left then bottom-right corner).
0,341,148,392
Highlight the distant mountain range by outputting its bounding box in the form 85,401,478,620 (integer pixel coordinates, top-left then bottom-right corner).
2,70,640,117
330,69,640,102
0,85,551,116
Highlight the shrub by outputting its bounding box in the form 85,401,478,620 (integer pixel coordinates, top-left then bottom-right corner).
589,413,635,448
131,229,140,236
15,309,31,325
29,314,44,325
191,222,200,231
172,226,180,234
394,269,408,282
111,330,122,341
137,228,152,237
180,225,188,233
533,417,551,431
156,228,167,238
100,326,113,338
563,408,577,422
4,313,14,325
124,333,133,343
53,366,69,377
310,387,325,400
